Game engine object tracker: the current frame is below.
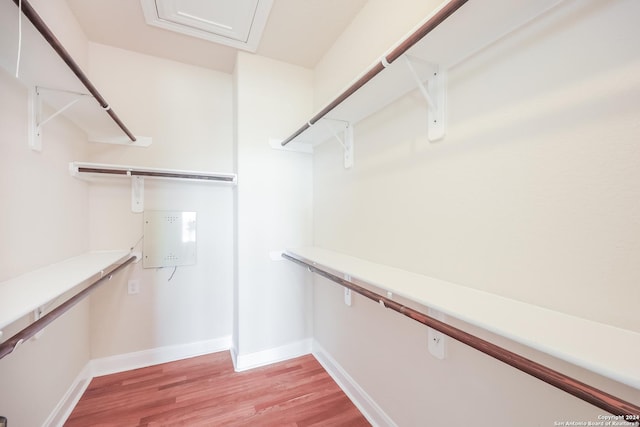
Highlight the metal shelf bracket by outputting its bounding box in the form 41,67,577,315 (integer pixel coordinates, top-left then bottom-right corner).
28,86,90,151
403,55,447,142
320,118,354,169
131,175,144,213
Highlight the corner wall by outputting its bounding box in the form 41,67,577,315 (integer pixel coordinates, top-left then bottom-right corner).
233,52,314,368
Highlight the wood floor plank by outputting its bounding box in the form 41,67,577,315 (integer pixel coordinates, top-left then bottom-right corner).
65,351,370,426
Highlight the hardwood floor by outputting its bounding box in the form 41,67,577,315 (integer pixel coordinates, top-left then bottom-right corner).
65,351,370,426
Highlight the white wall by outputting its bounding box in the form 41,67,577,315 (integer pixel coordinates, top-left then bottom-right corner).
85,43,235,358
313,0,443,110
29,0,89,69
0,1,93,425
233,52,314,366
0,67,91,426
311,0,640,425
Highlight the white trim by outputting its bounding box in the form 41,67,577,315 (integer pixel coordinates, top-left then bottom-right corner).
233,338,312,372
312,341,397,427
230,345,239,371
46,337,393,426
90,336,232,377
43,364,93,427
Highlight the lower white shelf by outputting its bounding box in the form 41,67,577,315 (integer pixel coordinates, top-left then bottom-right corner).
285,246,640,390
0,250,131,330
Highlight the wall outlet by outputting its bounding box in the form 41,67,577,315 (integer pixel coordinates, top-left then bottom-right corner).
128,279,140,295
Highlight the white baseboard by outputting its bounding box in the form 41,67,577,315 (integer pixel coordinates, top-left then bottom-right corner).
44,363,93,427
230,344,239,371
46,337,390,427
312,341,397,427
90,335,232,377
233,338,312,372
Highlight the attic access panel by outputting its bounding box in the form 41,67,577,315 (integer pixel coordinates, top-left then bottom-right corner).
140,0,273,52
143,211,197,268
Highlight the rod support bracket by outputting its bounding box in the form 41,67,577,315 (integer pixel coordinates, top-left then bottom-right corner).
319,118,354,169
28,86,89,152
131,175,144,213
31,306,45,340
403,55,447,142
427,308,446,359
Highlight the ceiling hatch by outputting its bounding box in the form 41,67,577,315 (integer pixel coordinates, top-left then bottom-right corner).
140,0,273,52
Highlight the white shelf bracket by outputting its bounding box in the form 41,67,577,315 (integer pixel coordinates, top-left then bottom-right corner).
32,306,45,340
320,119,354,169
403,55,447,142
28,86,90,151
131,175,144,213
427,308,446,359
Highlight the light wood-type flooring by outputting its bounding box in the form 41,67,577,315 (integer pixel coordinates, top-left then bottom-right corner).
65,351,370,426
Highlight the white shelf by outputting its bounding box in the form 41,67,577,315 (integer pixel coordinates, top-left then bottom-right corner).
0,0,148,146
70,162,238,184
282,0,566,151
285,246,640,390
70,162,237,212
0,250,131,330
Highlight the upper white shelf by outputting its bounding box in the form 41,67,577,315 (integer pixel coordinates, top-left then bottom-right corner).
0,250,131,331
70,162,237,212
281,0,566,151
0,0,148,147
285,246,640,390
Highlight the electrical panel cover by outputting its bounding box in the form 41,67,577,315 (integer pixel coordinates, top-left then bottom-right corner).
143,211,197,268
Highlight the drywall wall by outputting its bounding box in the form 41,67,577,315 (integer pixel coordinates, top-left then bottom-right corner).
29,0,89,69
0,67,91,426
85,43,235,358
311,0,640,425
233,52,314,367
313,0,443,110
0,1,93,425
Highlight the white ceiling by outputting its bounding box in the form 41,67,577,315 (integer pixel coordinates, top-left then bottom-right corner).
65,0,368,74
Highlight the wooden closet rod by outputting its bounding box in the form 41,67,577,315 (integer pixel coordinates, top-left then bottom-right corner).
282,253,640,418
281,0,469,146
77,166,236,182
0,255,136,360
11,0,137,142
